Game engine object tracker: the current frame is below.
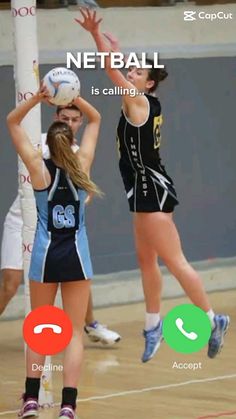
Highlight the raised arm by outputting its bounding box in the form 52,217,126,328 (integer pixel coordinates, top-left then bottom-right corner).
6,86,49,174
75,9,147,112
73,95,101,175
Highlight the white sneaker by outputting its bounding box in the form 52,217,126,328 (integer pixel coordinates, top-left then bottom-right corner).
59,405,77,419
84,321,121,345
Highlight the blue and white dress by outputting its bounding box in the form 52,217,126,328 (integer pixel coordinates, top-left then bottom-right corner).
29,159,93,283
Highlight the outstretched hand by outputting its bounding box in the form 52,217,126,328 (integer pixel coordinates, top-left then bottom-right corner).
74,8,102,35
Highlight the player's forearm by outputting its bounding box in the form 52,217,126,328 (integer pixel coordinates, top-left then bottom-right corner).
92,31,113,71
73,96,101,123
93,30,110,53
7,95,40,127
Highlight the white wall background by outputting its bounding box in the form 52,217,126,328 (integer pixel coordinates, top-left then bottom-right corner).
1,4,236,65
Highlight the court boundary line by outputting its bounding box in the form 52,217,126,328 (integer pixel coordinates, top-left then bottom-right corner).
1,373,236,416
197,410,236,418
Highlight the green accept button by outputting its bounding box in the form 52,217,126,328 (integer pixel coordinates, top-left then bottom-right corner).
163,304,211,354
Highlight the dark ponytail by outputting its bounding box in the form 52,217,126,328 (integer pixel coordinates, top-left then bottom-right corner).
146,59,168,93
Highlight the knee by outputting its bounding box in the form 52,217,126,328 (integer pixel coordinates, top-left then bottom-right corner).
162,255,188,276
1,270,22,298
136,251,157,271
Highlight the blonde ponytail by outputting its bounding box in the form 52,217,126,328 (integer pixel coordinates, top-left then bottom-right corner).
47,122,102,196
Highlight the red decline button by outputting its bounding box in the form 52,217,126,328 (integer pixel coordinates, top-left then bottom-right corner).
23,305,73,355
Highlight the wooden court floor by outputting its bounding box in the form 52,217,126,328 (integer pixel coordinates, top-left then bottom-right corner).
0,290,235,419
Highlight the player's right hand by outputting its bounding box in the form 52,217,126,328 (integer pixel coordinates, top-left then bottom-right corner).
36,81,53,105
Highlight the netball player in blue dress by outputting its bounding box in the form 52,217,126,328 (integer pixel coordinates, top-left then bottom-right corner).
7,84,101,419
76,9,230,363
0,103,121,345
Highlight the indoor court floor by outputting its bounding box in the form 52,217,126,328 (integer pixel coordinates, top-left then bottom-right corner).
0,290,235,419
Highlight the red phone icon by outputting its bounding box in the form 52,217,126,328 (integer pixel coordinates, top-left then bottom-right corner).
23,306,72,355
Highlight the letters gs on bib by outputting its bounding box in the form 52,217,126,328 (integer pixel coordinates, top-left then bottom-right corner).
48,202,80,232
53,205,75,229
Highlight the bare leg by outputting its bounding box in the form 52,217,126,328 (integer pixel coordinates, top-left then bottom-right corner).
133,221,162,313
84,288,121,345
134,212,211,312
85,290,94,326
0,269,22,315
61,280,90,388
26,281,59,378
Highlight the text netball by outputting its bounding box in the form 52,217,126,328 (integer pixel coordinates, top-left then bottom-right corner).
67,52,164,69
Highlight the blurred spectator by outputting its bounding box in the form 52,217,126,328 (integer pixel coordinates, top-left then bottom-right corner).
36,0,99,7
60,0,99,6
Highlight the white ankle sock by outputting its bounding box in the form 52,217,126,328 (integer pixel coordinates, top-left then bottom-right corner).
207,309,215,329
145,313,161,331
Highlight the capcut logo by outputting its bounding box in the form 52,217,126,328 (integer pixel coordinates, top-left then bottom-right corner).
184,10,233,21
184,11,196,21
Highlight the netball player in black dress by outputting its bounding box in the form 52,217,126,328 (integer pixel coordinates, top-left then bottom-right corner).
76,9,230,363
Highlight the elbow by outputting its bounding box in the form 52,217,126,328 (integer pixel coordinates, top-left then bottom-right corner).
6,112,17,128
94,112,101,125
6,113,13,127
97,112,102,123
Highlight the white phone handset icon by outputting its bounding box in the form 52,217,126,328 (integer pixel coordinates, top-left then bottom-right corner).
175,318,198,341
33,323,62,335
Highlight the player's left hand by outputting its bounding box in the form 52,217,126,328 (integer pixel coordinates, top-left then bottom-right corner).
75,8,102,35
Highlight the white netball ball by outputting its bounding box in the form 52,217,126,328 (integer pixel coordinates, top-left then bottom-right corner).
43,67,80,106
